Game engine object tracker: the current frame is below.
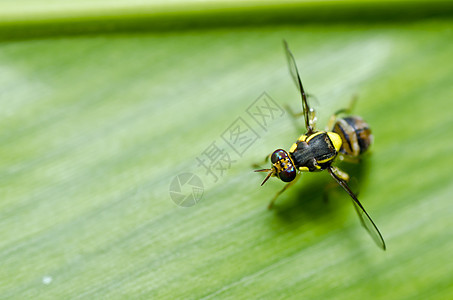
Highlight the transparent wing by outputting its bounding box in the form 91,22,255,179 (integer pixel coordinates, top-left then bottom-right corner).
283,40,314,134
328,167,386,250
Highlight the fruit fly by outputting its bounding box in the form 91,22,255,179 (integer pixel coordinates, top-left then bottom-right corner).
255,41,386,250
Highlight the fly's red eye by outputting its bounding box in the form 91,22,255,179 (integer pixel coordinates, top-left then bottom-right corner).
278,167,296,182
271,149,288,163
270,149,296,182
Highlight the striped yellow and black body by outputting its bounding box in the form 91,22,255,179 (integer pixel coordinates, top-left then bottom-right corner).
254,41,386,250
332,116,373,157
289,131,342,172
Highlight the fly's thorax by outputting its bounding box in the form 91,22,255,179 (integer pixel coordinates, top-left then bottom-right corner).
289,131,341,172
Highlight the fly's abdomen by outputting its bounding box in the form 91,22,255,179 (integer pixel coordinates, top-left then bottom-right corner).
333,116,373,157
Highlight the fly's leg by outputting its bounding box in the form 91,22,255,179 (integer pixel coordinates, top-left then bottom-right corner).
323,166,355,202
252,153,271,169
326,95,357,131
336,153,361,164
268,174,300,209
330,166,350,181
285,105,317,131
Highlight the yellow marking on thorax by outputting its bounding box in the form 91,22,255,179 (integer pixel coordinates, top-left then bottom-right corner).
289,143,298,153
327,132,342,152
305,131,324,142
317,156,334,164
297,134,307,142
298,166,309,172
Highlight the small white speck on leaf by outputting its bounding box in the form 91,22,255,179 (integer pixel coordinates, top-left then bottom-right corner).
42,276,52,285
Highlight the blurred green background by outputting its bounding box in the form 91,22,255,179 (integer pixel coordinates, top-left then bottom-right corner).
0,1,452,299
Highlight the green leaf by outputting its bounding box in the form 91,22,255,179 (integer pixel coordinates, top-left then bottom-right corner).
0,1,452,299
